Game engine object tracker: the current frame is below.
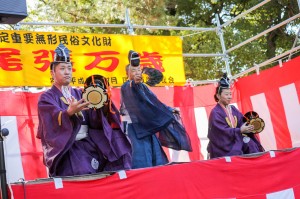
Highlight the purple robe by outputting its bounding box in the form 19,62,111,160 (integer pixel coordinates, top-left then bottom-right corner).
207,103,264,159
37,85,132,177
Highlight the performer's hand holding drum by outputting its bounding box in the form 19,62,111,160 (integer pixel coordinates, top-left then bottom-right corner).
82,75,108,109
243,111,265,134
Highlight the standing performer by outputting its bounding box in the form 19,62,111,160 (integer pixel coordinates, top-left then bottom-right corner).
207,73,264,159
120,50,192,169
37,43,132,177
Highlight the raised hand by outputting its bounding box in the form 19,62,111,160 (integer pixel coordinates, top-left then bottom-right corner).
67,97,90,116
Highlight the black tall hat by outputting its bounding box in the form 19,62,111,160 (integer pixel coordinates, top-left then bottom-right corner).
50,43,71,70
53,43,71,62
128,50,140,67
218,73,230,88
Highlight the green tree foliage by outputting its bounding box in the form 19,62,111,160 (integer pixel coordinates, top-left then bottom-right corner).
24,0,300,81
172,0,300,80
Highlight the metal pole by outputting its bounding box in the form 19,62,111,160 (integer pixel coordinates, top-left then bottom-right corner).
125,8,134,35
287,27,300,60
221,0,271,28
288,0,300,60
132,25,215,31
0,117,9,199
232,45,300,79
20,21,128,28
183,53,225,57
216,14,231,77
19,21,216,32
13,23,21,30
227,13,300,53
189,79,219,85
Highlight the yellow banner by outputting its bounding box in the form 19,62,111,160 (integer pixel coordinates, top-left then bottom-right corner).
0,30,185,87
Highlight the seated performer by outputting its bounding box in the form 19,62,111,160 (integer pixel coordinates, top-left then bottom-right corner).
37,43,132,177
120,50,192,169
207,73,264,159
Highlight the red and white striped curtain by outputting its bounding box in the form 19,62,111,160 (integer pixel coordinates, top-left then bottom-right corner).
1,56,300,182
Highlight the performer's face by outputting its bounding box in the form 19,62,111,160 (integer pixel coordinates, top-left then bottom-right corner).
128,65,142,80
217,88,232,106
51,62,73,86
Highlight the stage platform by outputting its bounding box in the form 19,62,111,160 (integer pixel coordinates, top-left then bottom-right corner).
6,147,300,199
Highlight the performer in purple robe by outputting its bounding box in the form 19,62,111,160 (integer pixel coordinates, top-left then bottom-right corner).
37,43,132,177
120,50,192,169
207,73,264,159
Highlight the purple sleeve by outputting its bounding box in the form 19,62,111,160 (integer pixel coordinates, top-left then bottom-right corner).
37,91,81,169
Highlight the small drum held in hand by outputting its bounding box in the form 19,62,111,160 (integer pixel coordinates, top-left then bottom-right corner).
82,75,108,109
243,111,265,134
